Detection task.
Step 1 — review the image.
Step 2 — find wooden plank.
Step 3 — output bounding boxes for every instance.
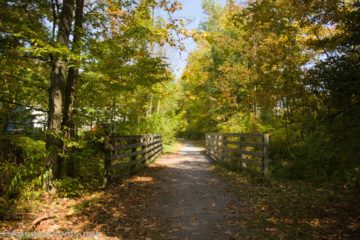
[145,143,161,149]
[112,135,161,141]
[144,143,162,153]
[263,134,269,176]
[147,150,161,163]
[212,151,222,161]
[144,139,161,146]
[106,134,163,180]
[111,149,145,160]
[113,134,161,138]
[206,132,269,176]
[113,148,161,170]
[111,139,161,153]
[240,150,263,158]
[143,143,160,151]
[239,133,264,138]
[207,133,264,138]
[139,150,159,165]
[112,136,143,141]
[145,143,161,153]
[222,140,240,145]
[112,142,145,151]
[239,142,263,147]
[146,147,161,157]
[241,157,261,165]
[223,148,241,153]
[240,161,262,170]
[149,147,161,157]
[146,146,161,159]
[111,161,132,170]
[223,150,238,158]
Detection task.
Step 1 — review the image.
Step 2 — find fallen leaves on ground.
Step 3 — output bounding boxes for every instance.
[214,165,360,239]
[0,166,167,240]
[1,150,359,240]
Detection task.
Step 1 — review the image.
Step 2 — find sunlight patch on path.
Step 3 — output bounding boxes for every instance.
[145,141,247,239]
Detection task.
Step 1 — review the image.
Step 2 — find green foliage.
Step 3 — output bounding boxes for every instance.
[1,0,184,186]
[54,177,84,198]
[133,112,179,144]
[180,0,360,188]
[0,0,358,199]
[68,143,105,188]
[0,136,46,198]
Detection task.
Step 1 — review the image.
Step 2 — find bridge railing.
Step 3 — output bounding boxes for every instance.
[205,133,269,176]
[103,134,162,183]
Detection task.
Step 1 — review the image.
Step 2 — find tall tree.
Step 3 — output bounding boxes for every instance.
[62,0,84,138]
[46,0,75,182]
[45,0,184,181]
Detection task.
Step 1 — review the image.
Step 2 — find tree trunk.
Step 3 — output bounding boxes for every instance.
[157,99,161,113]
[62,0,84,137]
[62,0,84,177]
[46,0,75,185]
[147,94,153,117]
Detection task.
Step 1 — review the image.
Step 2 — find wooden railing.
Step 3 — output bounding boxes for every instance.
[205,133,269,175]
[104,134,162,183]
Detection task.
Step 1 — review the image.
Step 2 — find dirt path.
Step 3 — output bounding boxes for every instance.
[143,141,247,239]
[1,141,248,240]
[3,141,356,239]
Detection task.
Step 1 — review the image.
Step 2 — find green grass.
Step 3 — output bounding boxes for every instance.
[162,140,182,153]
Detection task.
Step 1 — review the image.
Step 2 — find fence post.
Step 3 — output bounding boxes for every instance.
[205,134,208,155]
[263,134,269,176]
[141,136,147,164]
[103,129,112,187]
[129,137,138,175]
[160,135,163,154]
[223,135,229,163]
[240,135,246,169]
[218,135,222,162]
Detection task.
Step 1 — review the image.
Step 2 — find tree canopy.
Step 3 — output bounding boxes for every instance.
[0,0,359,216]
[180,0,360,185]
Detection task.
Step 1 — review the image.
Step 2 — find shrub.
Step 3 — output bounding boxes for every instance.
[68,144,105,188]
[54,177,84,198]
[0,135,46,198]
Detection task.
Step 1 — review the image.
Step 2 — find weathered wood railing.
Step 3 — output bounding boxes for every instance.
[104,134,162,183]
[205,133,269,175]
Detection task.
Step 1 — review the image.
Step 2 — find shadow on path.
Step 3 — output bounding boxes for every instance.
[68,141,248,239]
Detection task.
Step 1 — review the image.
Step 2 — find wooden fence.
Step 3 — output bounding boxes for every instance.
[104,134,162,183]
[205,133,269,175]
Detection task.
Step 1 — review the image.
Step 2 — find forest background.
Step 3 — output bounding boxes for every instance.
[0,0,359,219]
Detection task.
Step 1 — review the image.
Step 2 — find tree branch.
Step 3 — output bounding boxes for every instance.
[3,73,48,91]
[0,98,47,113]
[326,101,360,121]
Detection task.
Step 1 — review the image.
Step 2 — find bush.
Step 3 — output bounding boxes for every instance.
[270,127,360,189]
[54,177,84,198]
[0,135,46,198]
[68,144,105,188]
[120,112,180,144]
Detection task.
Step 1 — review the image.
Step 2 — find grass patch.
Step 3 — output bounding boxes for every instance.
[163,140,182,153]
[213,161,268,185]
[71,194,100,213]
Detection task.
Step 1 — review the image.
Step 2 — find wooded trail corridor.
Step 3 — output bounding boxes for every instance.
[15,141,249,239]
[1,140,358,239]
[84,141,247,239]
[1,0,359,238]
